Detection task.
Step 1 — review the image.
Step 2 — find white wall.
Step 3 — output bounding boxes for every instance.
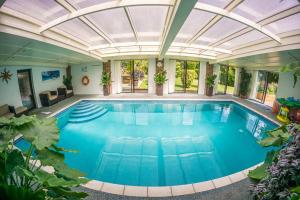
[148,59,156,94]
[198,61,206,95]
[277,72,300,99]
[213,64,220,94]
[163,59,169,94]
[72,63,103,95]
[167,59,176,94]
[111,61,121,94]
[0,66,66,108]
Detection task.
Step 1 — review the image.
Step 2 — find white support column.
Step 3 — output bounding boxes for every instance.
[163,59,169,94]
[111,60,121,94]
[198,61,206,95]
[213,64,220,95]
[148,58,156,94]
[249,70,259,99]
[168,59,176,94]
[233,67,241,96]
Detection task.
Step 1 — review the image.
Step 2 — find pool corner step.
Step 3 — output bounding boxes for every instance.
[68,108,108,123]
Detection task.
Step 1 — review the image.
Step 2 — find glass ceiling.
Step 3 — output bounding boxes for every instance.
[2,0,300,60]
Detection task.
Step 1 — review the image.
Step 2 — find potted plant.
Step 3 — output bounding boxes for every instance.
[63,75,72,90]
[154,70,168,96]
[100,72,112,96]
[239,68,252,98]
[205,74,217,96]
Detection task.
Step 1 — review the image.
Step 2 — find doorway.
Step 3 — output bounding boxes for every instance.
[175,60,199,93]
[17,69,36,110]
[254,71,279,107]
[217,65,235,95]
[121,60,148,93]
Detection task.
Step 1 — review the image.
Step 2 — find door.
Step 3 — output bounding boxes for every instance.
[217,65,235,95]
[175,60,199,93]
[254,71,278,106]
[17,69,36,110]
[121,60,148,93]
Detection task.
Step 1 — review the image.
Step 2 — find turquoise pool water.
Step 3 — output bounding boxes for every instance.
[16,100,277,186]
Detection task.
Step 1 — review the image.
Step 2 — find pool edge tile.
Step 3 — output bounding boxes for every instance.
[228,172,247,183]
[148,186,172,197]
[101,183,125,195]
[171,184,195,196]
[193,180,215,193]
[82,180,103,191]
[212,176,232,188]
[124,186,147,197]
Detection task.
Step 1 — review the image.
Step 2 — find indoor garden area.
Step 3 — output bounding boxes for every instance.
[0,0,300,200]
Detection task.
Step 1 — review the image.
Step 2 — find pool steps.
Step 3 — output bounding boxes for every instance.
[68,102,108,123]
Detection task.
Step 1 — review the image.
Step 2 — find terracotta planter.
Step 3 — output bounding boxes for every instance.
[156,84,163,96]
[103,85,111,96]
[205,86,213,96]
[256,92,263,100]
[239,94,248,99]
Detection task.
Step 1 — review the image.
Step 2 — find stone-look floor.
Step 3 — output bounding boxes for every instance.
[30,94,279,200]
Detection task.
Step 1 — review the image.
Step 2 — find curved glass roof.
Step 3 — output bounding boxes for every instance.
[1,0,299,61]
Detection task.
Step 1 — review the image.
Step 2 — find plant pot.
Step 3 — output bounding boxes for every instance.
[239,94,248,99]
[103,85,110,96]
[205,86,213,96]
[256,92,263,100]
[156,84,163,96]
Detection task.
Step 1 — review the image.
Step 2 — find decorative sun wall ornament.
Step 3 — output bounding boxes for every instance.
[0,68,13,84]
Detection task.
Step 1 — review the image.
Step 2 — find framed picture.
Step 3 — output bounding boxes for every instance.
[41,70,60,81]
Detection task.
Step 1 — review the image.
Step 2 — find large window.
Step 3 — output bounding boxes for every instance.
[121,60,148,93]
[217,65,235,95]
[175,60,200,93]
[254,71,278,107]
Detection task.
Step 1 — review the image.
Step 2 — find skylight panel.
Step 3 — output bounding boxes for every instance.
[198,0,232,8]
[56,18,102,44]
[198,17,246,45]
[176,10,216,42]
[141,46,159,52]
[3,0,68,22]
[220,30,266,49]
[233,0,299,22]
[128,6,168,34]
[264,13,300,34]
[67,0,114,9]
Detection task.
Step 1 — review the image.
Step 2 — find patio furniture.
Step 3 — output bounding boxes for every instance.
[9,106,28,117]
[0,104,15,118]
[57,87,73,98]
[39,91,59,107]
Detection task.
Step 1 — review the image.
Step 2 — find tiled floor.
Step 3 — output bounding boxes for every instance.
[31,94,279,199]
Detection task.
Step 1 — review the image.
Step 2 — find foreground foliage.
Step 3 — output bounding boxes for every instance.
[249,124,300,200]
[0,115,88,200]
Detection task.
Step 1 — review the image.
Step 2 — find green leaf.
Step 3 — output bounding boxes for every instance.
[258,136,283,147]
[47,186,88,199]
[248,151,276,181]
[0,183,45,200]
[5,149,25,175]
[290,186,300,194]
[21,118,59,150]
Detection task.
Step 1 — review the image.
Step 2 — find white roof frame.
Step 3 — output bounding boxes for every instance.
[39,0,173,33]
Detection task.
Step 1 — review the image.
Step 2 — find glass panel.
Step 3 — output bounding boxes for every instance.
[175,61,185,93]
[3,0,68,22]
[199,17,247,45]
[133,60,148,93]
[177,10,216,42]
[129,6,168,33]
[121,60,133,93]
[265,72,279,107]
[86,8,133,36]
[17,70,35,110]
[67,0,114,9]
[198,0,232,8]
[217,66,235,95]
[56,18,101,44]
[233,0,299,22]
[175,60,200,93]
[254,71,267,103]
[265,13,300,34]
[185,61,200,93]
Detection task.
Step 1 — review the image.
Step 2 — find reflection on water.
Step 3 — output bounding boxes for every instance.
[56,101,277,186]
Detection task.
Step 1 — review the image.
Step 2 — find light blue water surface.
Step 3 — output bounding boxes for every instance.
[17,101,277,186]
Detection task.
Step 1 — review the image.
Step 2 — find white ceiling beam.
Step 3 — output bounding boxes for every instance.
[40,0,173,33]
[210,5,300,48]
[124,7,138,41]
[193,2,281,43]
[172,43,232,54]
[159,0,198,58]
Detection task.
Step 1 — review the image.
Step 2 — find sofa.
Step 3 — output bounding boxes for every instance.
[57,87,73,99]
[0,104,15,118]
[9,106,28,117]
[39,91,59,107]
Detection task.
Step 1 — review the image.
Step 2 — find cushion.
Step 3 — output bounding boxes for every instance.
[15,106,28,114]
[66,90,73,94]
[49,95,57,101]
[3,112,14,118]
[0,104,10,116]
